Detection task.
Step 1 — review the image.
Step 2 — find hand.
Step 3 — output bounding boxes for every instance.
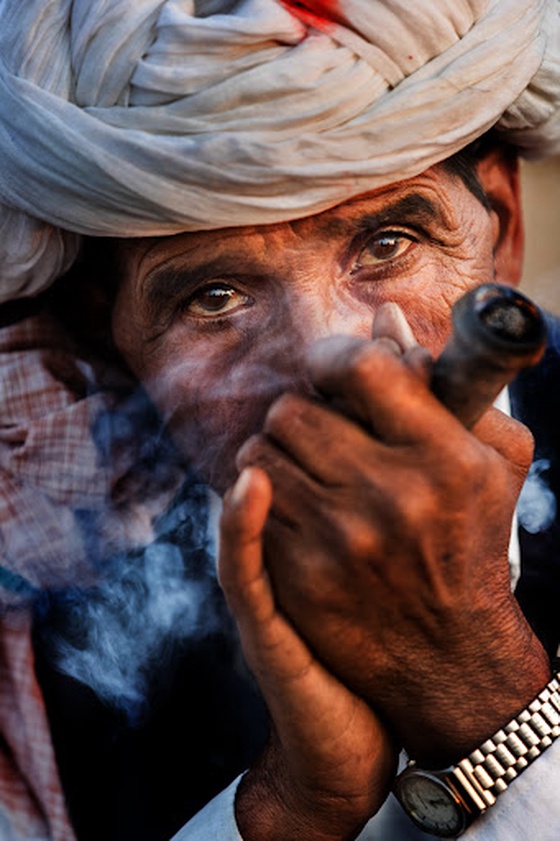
[219,467,397,841]
[236,308,550,767]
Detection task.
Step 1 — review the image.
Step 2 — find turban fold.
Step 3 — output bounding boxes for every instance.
[0,0,559,302]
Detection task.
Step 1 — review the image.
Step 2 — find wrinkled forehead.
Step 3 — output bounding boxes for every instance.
[115,164,462,285]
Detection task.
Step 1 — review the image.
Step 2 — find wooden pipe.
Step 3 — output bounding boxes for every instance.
[431,284,547,428]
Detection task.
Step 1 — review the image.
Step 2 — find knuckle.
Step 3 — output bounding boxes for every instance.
[400,485,437,531]
[235,434,274,472]
[437,428,487,482]
[264,392,304,435]
[347,343,379,383]
[455,439,487,479]
[334,510,381,562]
[235,433,268,469]
[346,340,404,391]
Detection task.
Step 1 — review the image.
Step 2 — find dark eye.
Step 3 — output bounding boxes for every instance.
[184,283,253,317]
[355,230,417,268]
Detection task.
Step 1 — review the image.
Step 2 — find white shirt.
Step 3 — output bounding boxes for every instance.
[171,741,560,840]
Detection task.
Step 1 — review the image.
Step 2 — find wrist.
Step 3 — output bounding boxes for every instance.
[394,668,560,838]
[235,736,376,841]
[385,603,551,766]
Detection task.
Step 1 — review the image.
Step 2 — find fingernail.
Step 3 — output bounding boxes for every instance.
[231,467,252,506]
[372,302,417,350]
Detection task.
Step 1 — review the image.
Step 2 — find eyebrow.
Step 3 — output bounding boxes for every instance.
[353,192,443,232]
[310,190,447,243]
[141,259,227,318]
[140,190,446,313]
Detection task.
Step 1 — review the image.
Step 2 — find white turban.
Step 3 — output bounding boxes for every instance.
[0,0,559,302]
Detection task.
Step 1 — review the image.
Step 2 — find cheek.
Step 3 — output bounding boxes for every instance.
[140,333,308,493]
[379,243,496,356]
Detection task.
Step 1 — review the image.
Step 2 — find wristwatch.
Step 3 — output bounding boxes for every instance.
[394,670,560,838]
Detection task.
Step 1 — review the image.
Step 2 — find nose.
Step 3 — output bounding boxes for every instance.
[288,288,373,350]
[265,287,372,400]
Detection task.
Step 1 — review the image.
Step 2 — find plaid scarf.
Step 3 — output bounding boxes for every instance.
[0,303,188,839]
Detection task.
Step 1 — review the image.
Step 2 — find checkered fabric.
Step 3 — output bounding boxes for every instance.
[0,612,75,841]
[0,306,185,838]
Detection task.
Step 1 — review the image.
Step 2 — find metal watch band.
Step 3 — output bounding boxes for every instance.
[447,670,560,814]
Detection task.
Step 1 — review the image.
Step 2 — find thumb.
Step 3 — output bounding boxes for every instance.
[473,407,534,492]
[218,466,274,621]
[219,466,319,699]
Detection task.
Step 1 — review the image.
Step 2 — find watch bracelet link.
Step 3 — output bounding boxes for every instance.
[447,670,560,813]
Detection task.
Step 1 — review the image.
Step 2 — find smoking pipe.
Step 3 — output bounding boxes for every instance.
[431,283,547,428]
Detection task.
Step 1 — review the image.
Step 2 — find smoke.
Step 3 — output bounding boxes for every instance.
[14,316,283,725]
[21,300,559,728]
[35,475,226,726]
[517,458,557,534]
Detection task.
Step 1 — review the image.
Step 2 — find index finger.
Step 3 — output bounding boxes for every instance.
[307,334,450,445]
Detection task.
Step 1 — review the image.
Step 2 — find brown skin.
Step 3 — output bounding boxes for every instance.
[112,148,550,840]
[112,152,514,493]
[219,467,397,840]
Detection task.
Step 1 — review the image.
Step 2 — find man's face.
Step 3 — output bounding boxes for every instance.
[112,160,518,493]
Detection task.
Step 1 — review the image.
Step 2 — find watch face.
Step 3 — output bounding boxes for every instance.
[395,771,466,838]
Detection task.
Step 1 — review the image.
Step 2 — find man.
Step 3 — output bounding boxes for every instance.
[0,1,559,840]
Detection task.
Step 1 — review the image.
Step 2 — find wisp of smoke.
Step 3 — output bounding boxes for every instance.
[36,476,224,726]
[517,459,557,534]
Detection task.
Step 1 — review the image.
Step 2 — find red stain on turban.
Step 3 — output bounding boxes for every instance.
[281,0,341,31]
